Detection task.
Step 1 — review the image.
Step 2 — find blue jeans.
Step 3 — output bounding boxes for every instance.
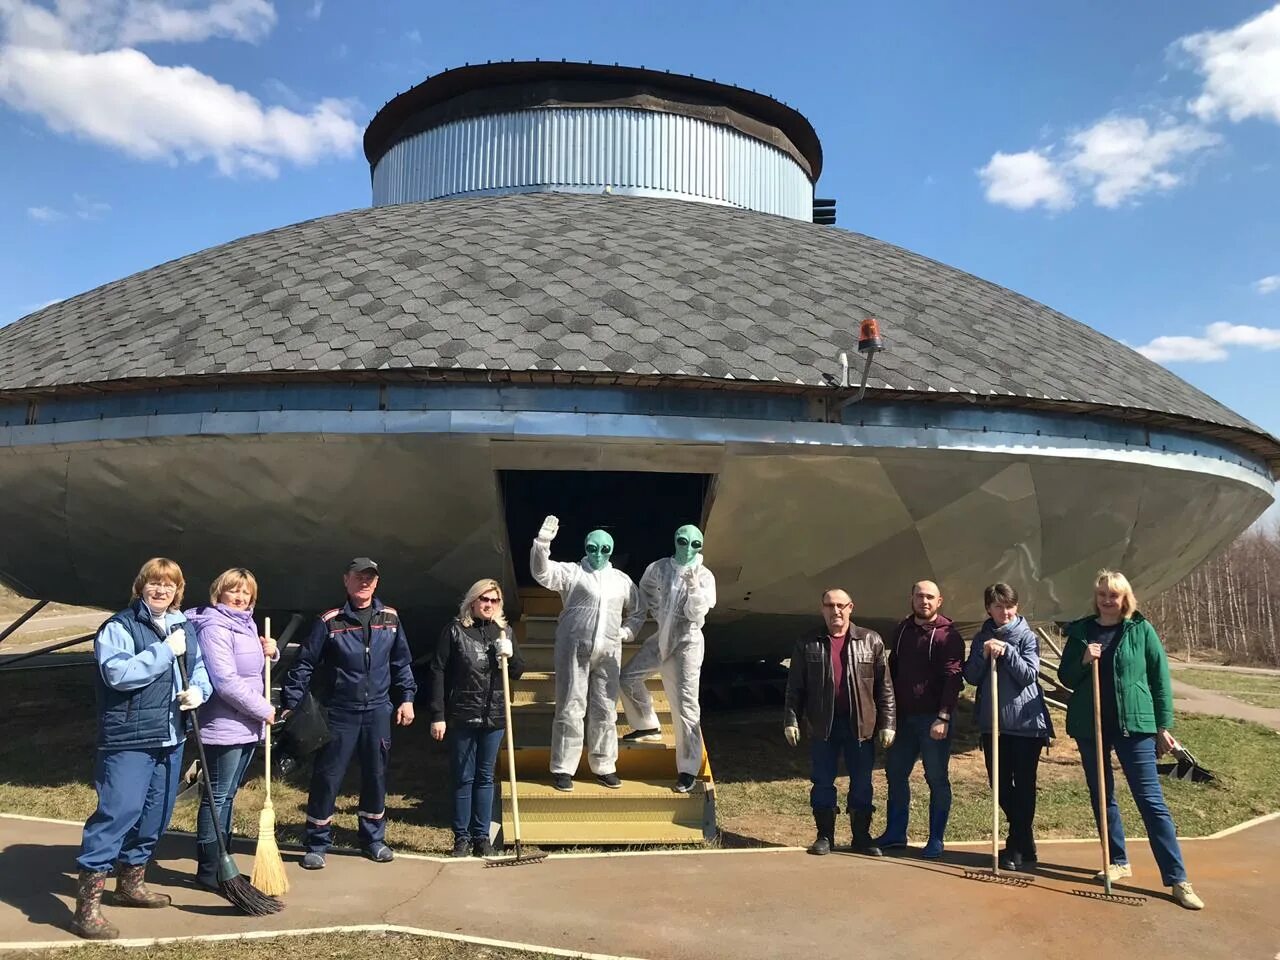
[450,726,505,840]
[1075,733,1187,885]
[883,714,953,842]
[195,742,256,886]
[809,713,875,812]
[78,745,183,872]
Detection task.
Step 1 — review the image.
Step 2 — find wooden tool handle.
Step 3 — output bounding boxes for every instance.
[499,631,522,848]
[991,654,999,874]
[1091,658,1111,894]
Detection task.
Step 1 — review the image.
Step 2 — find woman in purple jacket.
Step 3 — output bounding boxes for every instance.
[185,568,277,890]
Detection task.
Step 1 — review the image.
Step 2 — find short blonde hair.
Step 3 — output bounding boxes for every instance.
[459,578,507,629]
[1092,569,1138,619]
[131,557,185,610]
[209,567,259,608]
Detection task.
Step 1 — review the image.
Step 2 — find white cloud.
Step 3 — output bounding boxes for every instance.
[404,28,421,44]
[118,0,275,46]
[27,204,65,221]
[1135,321,1280,364]
[306,0,322,19]
[982,115,1220,212]
[73,193,110,219]
[1205,321,1280,349]
[1182,4,1280,125]
[0,1,360,176]
[978,149,1074,211]
[1255,274,1280,294]
[1066,117,1219,208]
[1135,335,1228,363]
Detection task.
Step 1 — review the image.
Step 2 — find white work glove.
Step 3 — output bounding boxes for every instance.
[681,565,698,588]
[537,515,559,541]
[163,629,186,657]
[177,687,204,711]
[784,725,800,747]
[879,728,896,749]
[494,635,513,659]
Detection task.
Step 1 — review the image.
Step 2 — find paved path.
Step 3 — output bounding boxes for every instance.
[1171,679,1280,732]
[1,814,1277,958]
[1168,661,1280,677]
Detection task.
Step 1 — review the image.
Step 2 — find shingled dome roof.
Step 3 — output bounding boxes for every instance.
[1,193,1275,468]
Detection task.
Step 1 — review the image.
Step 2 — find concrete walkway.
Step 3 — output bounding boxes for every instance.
[1170,679,1280,732]
[1,813,1277,959]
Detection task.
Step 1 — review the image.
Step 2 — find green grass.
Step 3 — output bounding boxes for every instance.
[2,668,1278,855]
[1174,668,1280,709]
[7,931,538,959]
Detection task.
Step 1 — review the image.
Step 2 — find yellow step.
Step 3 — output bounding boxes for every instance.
[500,776,713,845]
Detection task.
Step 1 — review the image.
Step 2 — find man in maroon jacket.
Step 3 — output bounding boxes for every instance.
[874,580,964,859]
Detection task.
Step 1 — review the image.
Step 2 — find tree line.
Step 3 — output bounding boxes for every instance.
[1146,523,1280,666]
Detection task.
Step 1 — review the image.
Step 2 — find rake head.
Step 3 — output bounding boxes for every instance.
[963,869,1033,887]
[1072,888,1146,907]
[485,852,547,868]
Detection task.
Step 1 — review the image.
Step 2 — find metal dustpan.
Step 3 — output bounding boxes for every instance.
[1157,740,1215,783]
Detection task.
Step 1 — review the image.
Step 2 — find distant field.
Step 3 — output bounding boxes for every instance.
[1175,668,1280,710]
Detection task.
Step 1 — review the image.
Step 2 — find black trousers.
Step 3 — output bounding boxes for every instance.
[980,733,1046,858]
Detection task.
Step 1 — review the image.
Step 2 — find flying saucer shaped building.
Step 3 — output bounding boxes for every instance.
[1,61,1275,649]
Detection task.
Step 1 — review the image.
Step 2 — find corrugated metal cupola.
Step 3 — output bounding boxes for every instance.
[364,60,823,221]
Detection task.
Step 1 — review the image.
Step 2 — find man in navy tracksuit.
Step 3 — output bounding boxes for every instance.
[281,558,416,869]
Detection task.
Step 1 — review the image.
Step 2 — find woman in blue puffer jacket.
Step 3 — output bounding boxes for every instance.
[963,582,1053,872]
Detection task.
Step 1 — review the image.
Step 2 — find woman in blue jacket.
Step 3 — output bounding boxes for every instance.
[73,557,211,940]
[963,582,1051,871]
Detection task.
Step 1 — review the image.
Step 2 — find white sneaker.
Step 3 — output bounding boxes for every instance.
[1171,881,1205,910]
[1094,862,1133,881]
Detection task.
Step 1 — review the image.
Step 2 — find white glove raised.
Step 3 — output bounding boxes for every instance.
[537,515,560,541]
[163,629,187,657]
[494,636,513,659]
[177,687,204,711]
[879,728,896,749]
[784,725,800,747]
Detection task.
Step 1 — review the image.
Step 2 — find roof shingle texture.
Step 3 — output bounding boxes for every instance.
[0,193,1265,439]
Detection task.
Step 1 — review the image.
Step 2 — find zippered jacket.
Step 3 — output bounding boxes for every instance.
[428,617,526,728]
[784,624,896,742]
[963,615,1053,738]
[1057,612,1172,740]
[281,597,417,712]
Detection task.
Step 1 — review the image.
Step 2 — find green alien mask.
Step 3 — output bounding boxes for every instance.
[584,529,615,571]
[673,524,704,566]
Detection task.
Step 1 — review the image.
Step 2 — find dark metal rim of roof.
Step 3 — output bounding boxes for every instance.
[363,60,824,180]
[4,369,1279,479]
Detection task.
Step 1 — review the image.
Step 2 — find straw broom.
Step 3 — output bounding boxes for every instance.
[250,616,289,896]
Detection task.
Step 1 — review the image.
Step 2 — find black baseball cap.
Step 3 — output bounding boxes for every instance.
[346,557,379,574]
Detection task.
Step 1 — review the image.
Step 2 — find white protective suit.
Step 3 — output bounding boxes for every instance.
[619,555,717,776]
[531,537,646,776]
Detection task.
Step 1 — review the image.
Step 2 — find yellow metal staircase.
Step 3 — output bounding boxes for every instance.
[499,587,716,846]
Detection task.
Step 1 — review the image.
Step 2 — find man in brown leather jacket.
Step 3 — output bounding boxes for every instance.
[784,588,897,856]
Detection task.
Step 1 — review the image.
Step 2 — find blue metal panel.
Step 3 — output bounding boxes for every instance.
[371,107,814,220]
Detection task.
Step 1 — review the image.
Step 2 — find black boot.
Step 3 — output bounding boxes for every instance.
[1017,826,1038,866]
[807,808,836,856]
[850,808,883,857]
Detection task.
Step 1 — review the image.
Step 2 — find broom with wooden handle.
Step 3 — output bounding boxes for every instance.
[250,616,289,896]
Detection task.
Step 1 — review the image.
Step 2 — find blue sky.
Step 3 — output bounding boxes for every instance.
[2,0,1278,459]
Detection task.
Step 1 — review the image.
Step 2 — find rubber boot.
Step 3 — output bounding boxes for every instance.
[873,799,908,849]
[71,870,119,940]
[194,842,220,891]
[807,808,836,856]
[850,808,883,857]
[921,802,949,860]
[114,862,171,908]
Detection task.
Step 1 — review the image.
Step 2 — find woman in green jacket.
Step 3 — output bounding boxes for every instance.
[1058,570,1203,911]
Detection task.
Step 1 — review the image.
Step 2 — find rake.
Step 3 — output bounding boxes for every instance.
[964,654,1032,888]
[1071,659,1144,907]
[486,634,545,868]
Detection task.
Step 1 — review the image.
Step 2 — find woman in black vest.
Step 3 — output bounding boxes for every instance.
[72,557,211,940]
[428,578,524,857]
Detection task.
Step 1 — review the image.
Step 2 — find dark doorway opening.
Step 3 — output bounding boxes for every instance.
[500,470,711,585]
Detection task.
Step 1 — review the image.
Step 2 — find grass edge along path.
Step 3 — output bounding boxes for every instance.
[1173,667,1280,710]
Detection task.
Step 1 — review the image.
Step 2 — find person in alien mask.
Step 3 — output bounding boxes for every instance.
[531,515,646,792]
[619,524,717,793]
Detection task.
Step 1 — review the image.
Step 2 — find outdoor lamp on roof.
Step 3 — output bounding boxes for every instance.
[834,317,885,411]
